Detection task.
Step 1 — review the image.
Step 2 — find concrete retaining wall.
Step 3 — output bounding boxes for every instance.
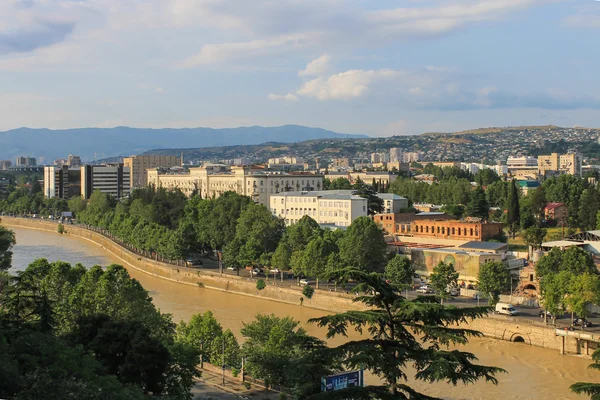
[1,217,363,313]
[3,217,592,357]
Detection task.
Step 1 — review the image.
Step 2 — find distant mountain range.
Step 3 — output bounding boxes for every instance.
[0,125,367,163]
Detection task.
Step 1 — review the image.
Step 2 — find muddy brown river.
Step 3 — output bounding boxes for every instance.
[8,226,595,399]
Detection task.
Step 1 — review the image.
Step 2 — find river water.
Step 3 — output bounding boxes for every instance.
[8,226,595,399]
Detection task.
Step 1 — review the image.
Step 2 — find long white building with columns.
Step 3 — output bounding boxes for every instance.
[147,165,323,207]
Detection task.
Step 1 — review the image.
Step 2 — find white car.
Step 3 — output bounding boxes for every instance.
[270,268,280,273]
[416,286,433,294]
[299,279,309,286]
[226,266,236,271]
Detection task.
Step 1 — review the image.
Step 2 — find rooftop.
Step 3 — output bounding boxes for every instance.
[457,241,508,251]
[544,202,565,210]
[272,190,365,201]
[376,193,407,200]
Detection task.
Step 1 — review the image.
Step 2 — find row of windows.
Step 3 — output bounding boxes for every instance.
[414,224,479,236]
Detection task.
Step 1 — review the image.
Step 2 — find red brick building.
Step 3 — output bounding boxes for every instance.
[410,218,504,242]
[373,212,453,235]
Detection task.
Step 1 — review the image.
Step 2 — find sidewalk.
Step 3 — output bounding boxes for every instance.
[193,368,282,399]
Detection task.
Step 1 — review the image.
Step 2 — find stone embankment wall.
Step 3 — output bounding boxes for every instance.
[1,217,362,313]
[3,217,592,356]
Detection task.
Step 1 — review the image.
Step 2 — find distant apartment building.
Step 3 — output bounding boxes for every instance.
[429,161,461,169]
[81,164,130,199]
[268,156,304,165]
[148,165,323,207]
[330,158,351,168]
[507,156,538,167]
[269,190,367,227]
[123,155,182,189]
[16,157,36,167]
[44,166,82,199]
[538,152,582,177]
[325,171,398,186]
[0,160,12,170]
[402,152,421,163]
[389,148,403,163]
[67,154,82,167]
[370,152,389,164]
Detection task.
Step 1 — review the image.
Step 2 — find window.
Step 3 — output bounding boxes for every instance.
[281,198,284,204]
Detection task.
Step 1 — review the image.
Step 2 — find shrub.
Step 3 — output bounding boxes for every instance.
[256,279,266,291]
[302,285,315,299]
[57,223,65,234]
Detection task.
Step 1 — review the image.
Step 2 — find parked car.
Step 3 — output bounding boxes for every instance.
[226,266,236,271]
[270,268,281,273]
[185,257,202,267]
[574,318,593,328]
[252,268,262,275]
[416,286,434,294]
[539,310,554,319]
[299,279,310,286]
[449,287,460,296]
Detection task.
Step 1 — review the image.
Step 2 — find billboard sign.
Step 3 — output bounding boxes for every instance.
[321,370,363,392]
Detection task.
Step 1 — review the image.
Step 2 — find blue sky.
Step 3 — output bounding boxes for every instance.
[0,0,599,136]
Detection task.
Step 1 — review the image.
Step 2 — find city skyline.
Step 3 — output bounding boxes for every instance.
[1,0,600,136]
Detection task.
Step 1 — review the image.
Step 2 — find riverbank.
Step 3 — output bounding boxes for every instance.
[3,216,595,357]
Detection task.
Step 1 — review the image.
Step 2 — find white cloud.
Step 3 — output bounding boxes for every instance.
[298,54,331,77]
[409,87,423,95]
[297,69,402,100]
[155,87,166,94]
[179,34,313,68]
[268,93,299,102]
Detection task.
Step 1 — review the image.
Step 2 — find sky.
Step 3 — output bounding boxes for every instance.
[1,0,600,136]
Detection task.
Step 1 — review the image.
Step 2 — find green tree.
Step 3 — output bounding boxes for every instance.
[535,247,598,279]
[241,314,333,396]
[441,203,465,219]
[466,186,489,221]
[256,279,266,290]
[0,226,15,271]
[384,255,415,290]
[309,269,504,399]
[507,179,520,238]
[338,217,387,273]
[302,285,315,299]
[571,348,600,399]
[528,186,547,218]
[429,261,459,304]
[522,225,547,253]
[295,235,336,288]
[477,261,511,305]
[223,203,284,273]
[565,272,600,326]
[579,187,600,231]
[67,196,87,214]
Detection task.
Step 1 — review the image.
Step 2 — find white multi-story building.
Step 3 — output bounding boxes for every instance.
[377,193,409,214]
[270,190,368,227]
[148,165,323,207]
[507,156,537,167]
[402,152,422,163]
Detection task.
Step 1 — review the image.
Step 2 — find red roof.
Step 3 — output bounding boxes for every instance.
[544,202,565,210]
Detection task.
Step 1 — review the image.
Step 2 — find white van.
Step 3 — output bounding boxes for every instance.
[495,302,517,316]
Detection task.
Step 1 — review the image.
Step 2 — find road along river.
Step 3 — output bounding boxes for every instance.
[8,225,596,399]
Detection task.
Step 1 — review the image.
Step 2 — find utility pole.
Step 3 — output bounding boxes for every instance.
[222,335,225,385]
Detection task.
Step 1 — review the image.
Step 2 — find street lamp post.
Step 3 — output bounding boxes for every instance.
[222,335,226,385]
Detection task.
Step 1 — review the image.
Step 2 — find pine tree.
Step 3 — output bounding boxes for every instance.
[308,269,504,399]
[507,179,520,238]
[466,186,489,221]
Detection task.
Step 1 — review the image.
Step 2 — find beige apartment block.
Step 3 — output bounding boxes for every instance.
[124,155,181,189]
[538,152,581,176]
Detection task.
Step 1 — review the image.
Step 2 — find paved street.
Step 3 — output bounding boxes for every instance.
[193,369,281,400]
